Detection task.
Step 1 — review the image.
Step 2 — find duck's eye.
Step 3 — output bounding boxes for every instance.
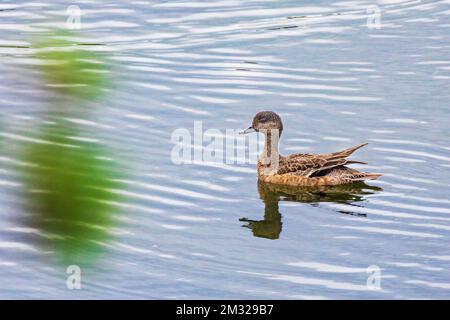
[259,117,268,123]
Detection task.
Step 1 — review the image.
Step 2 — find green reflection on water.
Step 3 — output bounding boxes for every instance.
[22,123,124,265]
[18,28,123,266]
[240,181,382,240]
[34,29,110,101]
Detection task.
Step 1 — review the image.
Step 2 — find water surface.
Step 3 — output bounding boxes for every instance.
[1,0,450,299]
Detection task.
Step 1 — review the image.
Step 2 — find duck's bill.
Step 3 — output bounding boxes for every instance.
[239,127,256,134]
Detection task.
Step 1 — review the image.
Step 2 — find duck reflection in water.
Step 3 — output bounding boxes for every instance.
[240,180,382,240]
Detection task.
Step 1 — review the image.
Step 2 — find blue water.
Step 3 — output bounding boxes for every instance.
[0,0,450,299]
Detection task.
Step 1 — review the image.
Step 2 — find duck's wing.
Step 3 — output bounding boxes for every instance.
[278,143,369,177]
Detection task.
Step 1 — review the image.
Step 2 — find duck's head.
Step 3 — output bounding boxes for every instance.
[240,111,283,136]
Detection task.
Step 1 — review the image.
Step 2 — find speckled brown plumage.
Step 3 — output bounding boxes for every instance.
[258,161,381,186]
[242,111,382,187]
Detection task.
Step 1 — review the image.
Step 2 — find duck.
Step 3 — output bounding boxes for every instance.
[240,111,381,187]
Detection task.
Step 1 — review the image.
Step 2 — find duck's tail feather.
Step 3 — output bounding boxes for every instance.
[330,143,368,159]
[346,160,368,165]
[351,173,382,182]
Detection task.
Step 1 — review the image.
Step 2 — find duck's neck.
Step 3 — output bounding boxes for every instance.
[259,130,280,175]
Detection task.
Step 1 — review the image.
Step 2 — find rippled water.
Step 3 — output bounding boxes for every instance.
[1,0,450,299]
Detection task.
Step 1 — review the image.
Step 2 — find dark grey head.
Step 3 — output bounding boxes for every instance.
[240,111,283,136]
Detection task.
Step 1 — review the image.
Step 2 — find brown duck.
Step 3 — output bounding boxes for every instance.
[240,111,381,187]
